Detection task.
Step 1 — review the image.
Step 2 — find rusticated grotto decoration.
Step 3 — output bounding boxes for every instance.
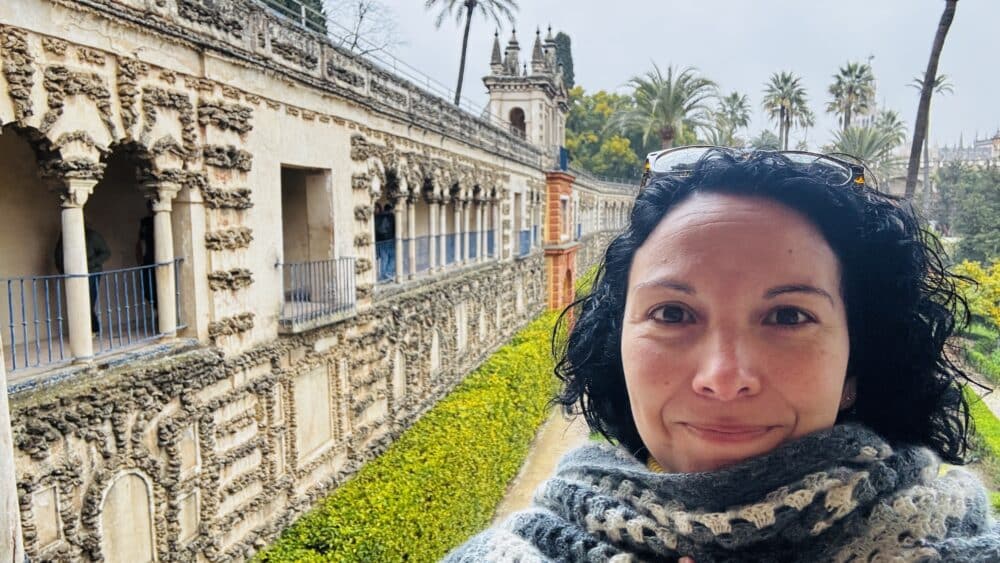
[141,86,198,157]
[202,145,253,171]
[1,26,34,123]
[208,312,255,339]
[40,66,116,137]
[197,100,253,134]
[207,268,254,291]
[202,188,252,209]
[205,227,253,251]
[117,58,148,133]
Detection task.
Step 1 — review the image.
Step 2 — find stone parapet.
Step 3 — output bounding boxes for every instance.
[54,0,543,168]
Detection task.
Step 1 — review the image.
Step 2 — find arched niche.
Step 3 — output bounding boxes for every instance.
[99,470,156,563]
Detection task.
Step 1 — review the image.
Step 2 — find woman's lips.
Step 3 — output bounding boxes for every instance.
[681,423,775,443]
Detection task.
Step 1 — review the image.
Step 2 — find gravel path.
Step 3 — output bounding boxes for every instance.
[493,410,590,523]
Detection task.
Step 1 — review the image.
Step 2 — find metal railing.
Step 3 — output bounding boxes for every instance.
[3,260,184,372]
[445,234,457,265]
[92,261,182,354]
[487,231,496,257]
[3,273,68,371]
[518,229,531,258]
[401,239,411,275]
[375,240,395,283]
[414,236,431,273]
[279,258,356,326]
[469,232,479,260]
[256,0,507,126]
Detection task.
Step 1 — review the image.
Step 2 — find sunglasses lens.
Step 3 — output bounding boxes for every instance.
[784,153,853,184]
[650,147,713,175]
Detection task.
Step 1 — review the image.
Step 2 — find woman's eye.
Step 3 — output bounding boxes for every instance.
[765,307,813,326]
[651,305,693,324]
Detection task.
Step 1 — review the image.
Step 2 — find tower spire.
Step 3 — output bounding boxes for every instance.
[490,30,503,74]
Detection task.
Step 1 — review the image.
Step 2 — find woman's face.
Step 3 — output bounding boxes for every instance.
[621,192,851,473]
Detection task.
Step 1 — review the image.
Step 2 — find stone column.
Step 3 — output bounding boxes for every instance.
[61,178,97,361]
[393,195,405,283]
[407,195,417,279]
[146,182,180,336]
[462,200,471,264]
[453,198,463,265]
[492,199,500,260]
[0,346,24,562]
[438,198,448,270]
[428,199,438,274]
[476,200,485,263]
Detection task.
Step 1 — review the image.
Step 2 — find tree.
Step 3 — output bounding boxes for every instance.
[874,109,907,147]
[425,0,518,105]
[909,74,953,210]
[707,91,751,147]
[933,163,1000,262]
[905,0,959,198]
[565,87,643,178]
[326,0,401,55]
[826,61,876,131]
[280,0,328,32]
[554,32,574,89]
[609,63,717,150]
[748,130,781,150]
[761,72,814,150]
[831,126,904,186]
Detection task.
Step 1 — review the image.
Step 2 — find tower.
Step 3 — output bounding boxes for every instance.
[483,27,568,152]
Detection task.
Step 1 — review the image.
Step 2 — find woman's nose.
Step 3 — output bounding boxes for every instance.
[691,334,761,400]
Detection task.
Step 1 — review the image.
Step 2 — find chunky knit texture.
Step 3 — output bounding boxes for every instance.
[444,424,1000,562]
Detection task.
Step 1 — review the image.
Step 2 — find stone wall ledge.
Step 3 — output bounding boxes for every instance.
[7,338,203,401]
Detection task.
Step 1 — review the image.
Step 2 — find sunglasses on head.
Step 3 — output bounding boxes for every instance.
[640,145,872,190]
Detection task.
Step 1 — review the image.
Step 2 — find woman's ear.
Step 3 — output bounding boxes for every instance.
[839,377,857,411]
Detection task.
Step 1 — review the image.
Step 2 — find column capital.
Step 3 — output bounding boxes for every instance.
[60,178,98,209]
[143,180,181,212]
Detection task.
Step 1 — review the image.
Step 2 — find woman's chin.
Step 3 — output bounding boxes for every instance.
[658,426,789,472]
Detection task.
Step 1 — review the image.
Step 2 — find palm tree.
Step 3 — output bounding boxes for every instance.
[707,91,751,146]
[832,126,904,186]
[425,0,518,106]
[905,0,958,197]
[908,74,953,208]
[748,130,781,150]
[609,64,717,150]
[826,62,876,131]
[761,72,813,150]
[874,109,907,147]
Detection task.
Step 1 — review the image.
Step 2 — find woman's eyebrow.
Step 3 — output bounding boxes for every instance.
[633,278,695,294]
[764,284,834,305]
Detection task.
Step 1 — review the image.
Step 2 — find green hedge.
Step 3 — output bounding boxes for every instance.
[256,312,561,562]
[964,386,1000,513]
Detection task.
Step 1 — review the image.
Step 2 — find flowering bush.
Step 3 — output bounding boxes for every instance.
[954,260,1000,332]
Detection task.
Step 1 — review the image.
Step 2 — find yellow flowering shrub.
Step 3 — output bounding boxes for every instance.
[954,260,1000,331]
[256,312,561,562]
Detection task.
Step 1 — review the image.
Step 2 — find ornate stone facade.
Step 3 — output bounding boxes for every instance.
[0,1,634,561]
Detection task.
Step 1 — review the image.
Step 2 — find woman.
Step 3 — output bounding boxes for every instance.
[445,149,999,562]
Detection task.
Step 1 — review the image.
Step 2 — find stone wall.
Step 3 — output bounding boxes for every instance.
[11,256,544,562]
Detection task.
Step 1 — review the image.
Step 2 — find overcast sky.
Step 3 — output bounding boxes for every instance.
[365,0,997,150]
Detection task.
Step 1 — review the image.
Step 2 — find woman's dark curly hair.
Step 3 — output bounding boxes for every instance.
[554,149,974,464]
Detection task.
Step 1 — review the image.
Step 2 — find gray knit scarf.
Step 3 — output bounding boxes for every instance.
[445,424,1000,562]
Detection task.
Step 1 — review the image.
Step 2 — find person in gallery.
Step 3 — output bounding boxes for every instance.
[445,148,1000,561]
